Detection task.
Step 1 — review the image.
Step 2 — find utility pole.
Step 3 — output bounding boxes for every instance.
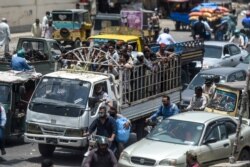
[229,66,250,163]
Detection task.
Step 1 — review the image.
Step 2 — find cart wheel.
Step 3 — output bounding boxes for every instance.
[175,22,180,31]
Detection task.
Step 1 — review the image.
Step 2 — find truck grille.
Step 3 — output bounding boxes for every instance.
[131,156,156,166]
[42,126,65,136]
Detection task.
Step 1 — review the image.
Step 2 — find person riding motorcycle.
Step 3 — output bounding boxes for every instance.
[82,137,118,167]
[229,29,244,48]
[185,86,208,111]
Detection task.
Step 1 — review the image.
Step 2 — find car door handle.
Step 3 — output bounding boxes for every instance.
[223,143,229,147]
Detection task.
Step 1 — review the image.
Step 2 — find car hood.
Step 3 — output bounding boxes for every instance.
[125,138,195,162]
[203,58,221,68]
[236,63,248,72]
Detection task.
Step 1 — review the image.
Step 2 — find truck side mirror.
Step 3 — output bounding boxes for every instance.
[88,97,99,108]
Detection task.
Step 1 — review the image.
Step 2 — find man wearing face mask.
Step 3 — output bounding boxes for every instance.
[42,20,56,39]
[145,94,179,123]
[82,137,118,167]
[88,106,116,144]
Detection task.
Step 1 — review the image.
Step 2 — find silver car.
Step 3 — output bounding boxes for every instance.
[201,41,248,70]
[119,112,250,167]
[181,67,247,109]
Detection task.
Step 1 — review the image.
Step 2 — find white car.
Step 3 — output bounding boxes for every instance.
[119,112,250,167]
[202,41,248,70]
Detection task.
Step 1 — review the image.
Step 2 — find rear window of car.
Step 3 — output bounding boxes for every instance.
[204,45,222,59]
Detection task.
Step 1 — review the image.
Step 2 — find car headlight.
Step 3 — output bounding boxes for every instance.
[120,151,130,161]
[159,159,177,166]
[26,123,42,134]
[202,64,212,70]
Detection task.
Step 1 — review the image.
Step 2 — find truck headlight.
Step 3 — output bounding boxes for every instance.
[120,151,130,161]
[64,128,87,137]
[26,123,42,134]
[159,159,177,166]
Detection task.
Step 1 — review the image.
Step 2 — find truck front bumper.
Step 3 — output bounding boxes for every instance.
[24,133,88,147]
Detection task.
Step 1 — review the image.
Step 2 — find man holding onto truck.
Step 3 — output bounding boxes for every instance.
[145,95,180,123]
[11,49,33,71]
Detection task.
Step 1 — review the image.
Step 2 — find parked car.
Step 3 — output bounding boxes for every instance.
[181,67,247,108]
[119,112,250,167]
[201,41,248,70]
[236,54,250,71]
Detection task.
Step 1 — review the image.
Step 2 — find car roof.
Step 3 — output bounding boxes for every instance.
[198,67,245,76]
[205,41,233,47]
[169,111,228,124]
[89,34,139,42]
[0,71,41,83]
[216,81,246,90]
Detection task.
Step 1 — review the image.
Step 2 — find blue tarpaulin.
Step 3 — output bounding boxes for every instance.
[191,3,218,12]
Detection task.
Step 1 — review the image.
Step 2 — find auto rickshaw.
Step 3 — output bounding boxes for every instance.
[52,9,92,48]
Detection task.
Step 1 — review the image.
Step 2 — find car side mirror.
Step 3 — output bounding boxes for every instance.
[203,137,217,145]
[182,83,189,90]
[223,54,230,59]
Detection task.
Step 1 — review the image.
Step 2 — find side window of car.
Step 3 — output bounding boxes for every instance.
[219,124,227,140]
[227,73,236,82]
[206,125,220,141]
[225,121,237,136]
[223,46,230,55]
[229,45,241,55]
[235,71,246,81]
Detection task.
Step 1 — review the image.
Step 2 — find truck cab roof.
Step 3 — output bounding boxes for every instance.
[44,70,110,84]
[216,81,246,91]
[0,71,42,84]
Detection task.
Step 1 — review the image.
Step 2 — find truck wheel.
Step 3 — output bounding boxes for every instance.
[239,149,250,161]
[74,39,81,49]
[38,144,55,157]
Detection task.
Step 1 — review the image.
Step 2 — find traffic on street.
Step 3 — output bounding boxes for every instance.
[0,0,250,167]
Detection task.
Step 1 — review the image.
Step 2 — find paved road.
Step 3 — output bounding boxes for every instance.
[1,14,245,166]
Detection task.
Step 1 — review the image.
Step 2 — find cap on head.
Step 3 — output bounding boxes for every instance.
[97,137,109,146]
[234,29,240,35]
[17,49,25,58]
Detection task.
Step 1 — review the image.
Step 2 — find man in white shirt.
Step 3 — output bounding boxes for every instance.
[185,86,208,111]
[0,104,6,155]
[42,20,56,39]
[202,17,213,40]
[229,29,244,47]
[156,27,176,45]
[31,18,42,37]
[0,18,11,56]
[42,11,50,28]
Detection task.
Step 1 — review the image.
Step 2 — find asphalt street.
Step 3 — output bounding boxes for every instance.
[1,14,245,166]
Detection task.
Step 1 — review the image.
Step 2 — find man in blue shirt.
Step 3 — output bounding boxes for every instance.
[146,95,179,122]
[11,49,32,71]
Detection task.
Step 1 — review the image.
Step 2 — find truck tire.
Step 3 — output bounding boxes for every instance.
[60,28,70,38]
[38,144,55,157]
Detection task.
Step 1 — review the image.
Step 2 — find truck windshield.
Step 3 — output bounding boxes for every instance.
[30,77,91,117]
[32,77,90,106]
[208,89,237,112]
[147,119,204,146]
[0,85,10,103]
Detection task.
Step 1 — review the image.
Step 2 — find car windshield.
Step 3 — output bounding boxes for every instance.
[188,74,226,90]
[204,45,222,59]
[208,89,237,112]
[147,119,204,146]
[0,85,10,103]
[243,54,250,64]
[32,77,90,106]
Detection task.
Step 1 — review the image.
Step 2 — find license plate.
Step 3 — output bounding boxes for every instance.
[46,138,58,144]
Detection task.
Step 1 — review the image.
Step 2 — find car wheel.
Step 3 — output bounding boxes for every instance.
[38,144,56,157]
[239,148,250,161]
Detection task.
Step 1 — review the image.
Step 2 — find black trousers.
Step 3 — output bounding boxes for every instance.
[0,127,5,150]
